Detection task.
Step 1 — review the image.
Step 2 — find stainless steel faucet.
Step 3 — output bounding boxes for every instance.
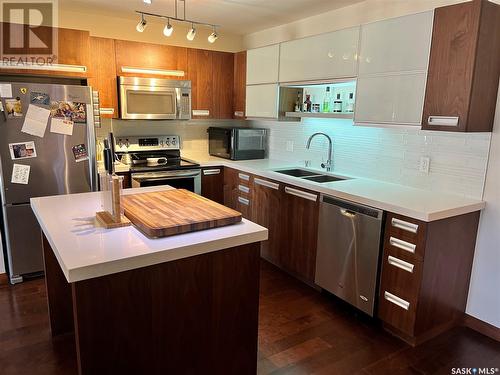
[306,132,333,172]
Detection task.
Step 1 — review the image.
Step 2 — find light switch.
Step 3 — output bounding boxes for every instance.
[286,140,294,152]
[419,156,430,174]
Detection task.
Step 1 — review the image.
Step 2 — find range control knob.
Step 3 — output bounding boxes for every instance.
[172,138,177,145]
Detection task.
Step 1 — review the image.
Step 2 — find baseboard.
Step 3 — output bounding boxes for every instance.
[463,314,500,342]
[0,273,8,286]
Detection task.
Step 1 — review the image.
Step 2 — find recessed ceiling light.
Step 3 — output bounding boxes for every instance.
[143,0,152,4]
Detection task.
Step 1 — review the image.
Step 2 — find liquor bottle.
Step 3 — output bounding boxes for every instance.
[333,93,343,113]
[322,87,332,113]
[294,91,301,112]
[303,94,312,112]
[345,92,355,112]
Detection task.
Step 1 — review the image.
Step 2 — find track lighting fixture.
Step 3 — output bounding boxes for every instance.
[163,19,173,37]
[134,0,220,45]
[136,13,147,32]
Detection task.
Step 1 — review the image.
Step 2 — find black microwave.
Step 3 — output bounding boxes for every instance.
[208,127,267,160]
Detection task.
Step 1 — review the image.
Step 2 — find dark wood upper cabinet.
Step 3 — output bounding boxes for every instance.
[212,51,234,119]
[233,51,247,119]
[422,0,500,132]
[87,37,118,118]
[188,48,214,118]
[114,40,188,78]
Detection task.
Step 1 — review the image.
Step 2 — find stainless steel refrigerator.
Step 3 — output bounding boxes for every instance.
[0,82,97,284]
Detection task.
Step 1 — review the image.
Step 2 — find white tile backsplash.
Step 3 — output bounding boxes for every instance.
[249,118,491,200]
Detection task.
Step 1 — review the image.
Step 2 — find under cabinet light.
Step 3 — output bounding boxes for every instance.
[0,62,87,73]
[121,66,185,77]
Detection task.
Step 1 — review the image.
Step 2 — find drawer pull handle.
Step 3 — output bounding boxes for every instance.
[389,237,416,253]
[238,197,250,206]
[238,185,250,193]
[427,116,459,127]
[254,178,279,190]
[238,173,250,181]
[388,255,414,273]
[391,218,418,234]
[284,187,318,202]
[203,169,221,176]
[384,291,410,310]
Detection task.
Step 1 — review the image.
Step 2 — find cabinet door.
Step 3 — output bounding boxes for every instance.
[246,45,280,84]
[251,177,282,265]
[212,51,234,119]
[188,49,213,118]
[88,37,118,118]
[245,84,279,118]
[233,51,247,118]
[358,11,433,75]
[115,40,188,78]
[223,167,239,210]
[279,27,359,82]
[0,26,90,77]
[201,167,224,204]
[354,73,427,125]
[282,185,320,282]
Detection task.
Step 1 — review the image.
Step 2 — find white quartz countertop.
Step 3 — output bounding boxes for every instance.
[182,153,486,222]
[30,186,268,283]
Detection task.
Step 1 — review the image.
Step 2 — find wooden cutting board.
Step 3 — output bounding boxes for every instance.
[122,189,242,238]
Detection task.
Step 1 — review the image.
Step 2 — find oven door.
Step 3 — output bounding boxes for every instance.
[131,169,201,194]
[120,85,177,120]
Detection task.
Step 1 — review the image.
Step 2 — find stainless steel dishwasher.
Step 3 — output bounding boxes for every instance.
[315,195,384,316]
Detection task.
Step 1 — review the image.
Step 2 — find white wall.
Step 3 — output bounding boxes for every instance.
[243,0,466,49]
[466,87,500,328]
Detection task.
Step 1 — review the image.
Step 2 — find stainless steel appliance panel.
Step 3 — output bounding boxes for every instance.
[3,204,43,277]
[131,169,201,194]
[315,196,383,316]
[0,83,94,204]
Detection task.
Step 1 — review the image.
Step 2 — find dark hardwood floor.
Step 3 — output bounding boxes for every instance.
[0,260,498,374]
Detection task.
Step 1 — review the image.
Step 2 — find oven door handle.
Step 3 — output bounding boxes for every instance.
[132,170,201,180]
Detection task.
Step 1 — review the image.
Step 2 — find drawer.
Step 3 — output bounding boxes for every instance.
[237,195,251,219]
[385,213,426,246]
[238,172,252,186]
[378,249,423,336]
[238,184,251,196]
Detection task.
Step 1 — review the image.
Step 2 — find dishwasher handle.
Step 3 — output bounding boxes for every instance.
[322,195,382,219]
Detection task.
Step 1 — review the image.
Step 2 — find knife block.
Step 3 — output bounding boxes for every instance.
[96,173,131,229]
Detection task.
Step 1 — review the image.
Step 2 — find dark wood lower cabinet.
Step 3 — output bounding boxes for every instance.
[201,167,224,203]
[42,235,261,375]
[378,211,481,345]
[116,171,131,189]
[280,185,320,283]
[251,176,283,265]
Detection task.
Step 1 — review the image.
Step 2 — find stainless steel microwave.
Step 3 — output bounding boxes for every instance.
[208,127,267,160]
[118,76,191,120]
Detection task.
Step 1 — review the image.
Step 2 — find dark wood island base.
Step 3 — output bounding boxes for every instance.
[42,235,261,375]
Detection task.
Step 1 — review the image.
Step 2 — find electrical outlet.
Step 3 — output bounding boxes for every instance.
[286,140,294,152]
[419,156,430,174]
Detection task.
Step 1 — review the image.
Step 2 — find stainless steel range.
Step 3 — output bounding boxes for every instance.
[114,135,201,194]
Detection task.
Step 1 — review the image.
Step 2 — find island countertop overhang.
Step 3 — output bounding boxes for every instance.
[30,186,268,283]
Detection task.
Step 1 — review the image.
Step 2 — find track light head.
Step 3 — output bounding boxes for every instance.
[136,14,147,32]
[208,27,218,43]
[163,19,173,37]
[186,24,196,41]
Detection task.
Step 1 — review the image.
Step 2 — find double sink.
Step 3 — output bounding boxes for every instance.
[274,168,349,183]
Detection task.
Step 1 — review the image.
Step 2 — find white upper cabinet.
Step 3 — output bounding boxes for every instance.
[279,27,359,83]
[355,73,427,125]
[246,44,280,85]
[358,11,434,75]
[246,84,279,119]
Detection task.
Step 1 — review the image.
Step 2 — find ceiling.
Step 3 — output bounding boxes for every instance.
[59,0,365,35]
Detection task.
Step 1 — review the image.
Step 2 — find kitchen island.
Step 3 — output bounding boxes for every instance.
[30,186,268,375]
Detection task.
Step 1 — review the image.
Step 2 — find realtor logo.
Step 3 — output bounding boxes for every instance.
[0,0,58,66]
